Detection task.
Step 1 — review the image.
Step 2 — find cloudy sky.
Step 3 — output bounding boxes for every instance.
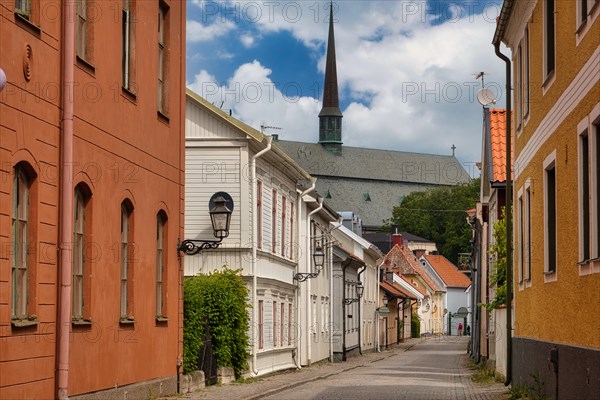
[186,0,507,176]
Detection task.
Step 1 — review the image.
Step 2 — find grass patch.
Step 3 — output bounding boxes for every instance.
[466,358,502,384]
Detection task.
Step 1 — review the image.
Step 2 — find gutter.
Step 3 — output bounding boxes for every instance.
[305,197,324,365]
[493,2,514,381]
[251,136,273,375]
[294,178,316,369]
[57,2,75,398]
[357,265,366,355]
[329,217,343,362]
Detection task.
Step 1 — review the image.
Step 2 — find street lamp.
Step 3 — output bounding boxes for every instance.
[178,195,233,256]
[382,293,389,306]
[294,243,325,282]
[343,281,364,305]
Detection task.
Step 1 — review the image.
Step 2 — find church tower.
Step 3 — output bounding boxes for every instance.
[318,1,343,153]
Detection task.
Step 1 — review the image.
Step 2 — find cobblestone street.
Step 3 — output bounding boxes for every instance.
[167,337,509,400]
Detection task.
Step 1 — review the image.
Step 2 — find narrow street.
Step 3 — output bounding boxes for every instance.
[178,337,509,400]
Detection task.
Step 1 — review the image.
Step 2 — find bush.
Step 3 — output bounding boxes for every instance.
[411,312,421,338]
[183,268,250,376]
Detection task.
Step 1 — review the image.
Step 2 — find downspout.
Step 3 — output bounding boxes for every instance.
[295,178,316,369]
[57,2,76,398]
[306,197,324,365]
[341,259,352,361]
[357,265,366,355]
[495,41,512,386]
[251,136,272,375]
[329,217,342,362]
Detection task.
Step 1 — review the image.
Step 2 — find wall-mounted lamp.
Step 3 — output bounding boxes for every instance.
[343,281,364,305]
[382,293,389,306]
[178,194,233,256]
[294,243,325,282]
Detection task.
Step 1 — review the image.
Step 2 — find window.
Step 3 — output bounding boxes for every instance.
[526,186,532,281]
[272,189,277,253]
[158,3,169,114]
[581,130,591,262]
[544,0,555,79]
[288,303,292,345]
[122,0,135,90]
[258,300,264,349]
[12,166,30,320]
[281,195,286,257]
[544,154,557,276]
[15,0,30,17]
[273,301,277,347]
[72,187,91,321]
[257,180,262,249]
[156,212,167,318]
[280,302,285,346]
[595,122,600,259]
[523,26,530,119]
[518,192,524,284]
[76,0,93,63]
[120,201,134,320]
[516,43,523,129]
[290,203,294,259]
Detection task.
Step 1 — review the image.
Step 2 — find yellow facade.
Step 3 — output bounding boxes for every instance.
[510,1,600,349]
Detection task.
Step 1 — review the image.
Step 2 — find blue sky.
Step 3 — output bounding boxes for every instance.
[186,0,506,173]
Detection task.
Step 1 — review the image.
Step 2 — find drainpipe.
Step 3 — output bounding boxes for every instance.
[329,217,342,362]
[57,1,76,399]
[294,178,316,369]
[495,41,512,386]
[306,197,324,365]
[357,265,366,355]
[251,136,272,375]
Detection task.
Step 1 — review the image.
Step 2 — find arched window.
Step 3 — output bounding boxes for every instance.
[156,211,167,319]
[73,184,92,321]
[12,166,31,319]
[120,200,134,321]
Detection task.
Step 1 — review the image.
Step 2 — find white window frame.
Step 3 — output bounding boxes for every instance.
[76,0,88,60]
[122,0,131,89]
[157,4,166,113]
[120,203,132,319]
[517,186,524,287]
[523,26,530,123]
[15,0,30,18]
[543,150,557,283]
[524,179,532,285]
[156,213,166,318]
[578,103,600,275]
[576,0,600,46]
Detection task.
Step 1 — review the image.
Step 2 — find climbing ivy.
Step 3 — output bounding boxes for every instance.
[485,207,507,310]
[183,268,250,376]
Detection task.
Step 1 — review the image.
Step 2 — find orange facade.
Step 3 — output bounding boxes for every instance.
[0,1,185,398]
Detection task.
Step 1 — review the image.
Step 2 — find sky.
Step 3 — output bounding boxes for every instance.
[186,0,507,176]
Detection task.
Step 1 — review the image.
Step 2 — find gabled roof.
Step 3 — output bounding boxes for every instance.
[423,255,471,288]
[380,281,415,300]
[383,244,444,292]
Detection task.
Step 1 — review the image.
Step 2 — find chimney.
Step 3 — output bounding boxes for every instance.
[386,269,394,284]
[392,233,403,248]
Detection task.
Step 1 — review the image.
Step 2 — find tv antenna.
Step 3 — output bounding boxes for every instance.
[260,124,282,134]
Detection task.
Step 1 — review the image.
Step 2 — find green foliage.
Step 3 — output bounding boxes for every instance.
[509,372,548,400]
[388,178,480,265]
[183,268,251,376]
[484,207,508,310]
[410,312,421,338]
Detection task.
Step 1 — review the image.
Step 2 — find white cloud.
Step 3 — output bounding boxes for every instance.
[187,1,506,169]
[187,19,236,43]
[240,33,256,48]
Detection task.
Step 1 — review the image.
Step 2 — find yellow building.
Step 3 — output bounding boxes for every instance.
[494,1,599,398]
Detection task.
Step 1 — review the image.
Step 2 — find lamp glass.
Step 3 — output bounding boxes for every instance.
[313,244,325,271]
[382,294,388,306]
[209,196,232,238]
[356,281,364,299]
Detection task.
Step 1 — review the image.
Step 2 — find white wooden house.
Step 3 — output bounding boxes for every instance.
[185,89,318,376]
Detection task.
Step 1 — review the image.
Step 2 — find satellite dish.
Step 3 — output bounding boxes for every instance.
[477,88,497,106]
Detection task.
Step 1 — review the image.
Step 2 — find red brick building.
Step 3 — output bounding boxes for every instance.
[0,1,185,398]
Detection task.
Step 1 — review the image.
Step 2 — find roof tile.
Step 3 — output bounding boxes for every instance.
[424,254,471,288]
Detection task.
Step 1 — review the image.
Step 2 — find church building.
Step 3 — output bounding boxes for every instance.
[275,2,471,232]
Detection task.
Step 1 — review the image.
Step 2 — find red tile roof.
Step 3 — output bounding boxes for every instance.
[489,109,513,183]
[383,244,444,292]
[424,255,471,288]
[380,281,415,299]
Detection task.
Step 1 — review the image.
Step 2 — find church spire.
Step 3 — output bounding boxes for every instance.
[318,0,343,153]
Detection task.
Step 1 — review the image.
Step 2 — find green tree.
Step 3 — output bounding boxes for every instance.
[183,268,250,376]
[485,207,507,310]
[388,178,479,265]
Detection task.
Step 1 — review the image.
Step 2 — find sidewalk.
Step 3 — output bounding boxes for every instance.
[162,337,509,400]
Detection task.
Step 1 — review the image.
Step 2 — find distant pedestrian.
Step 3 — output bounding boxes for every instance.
[466,325,471,336]
[458,322,463,336]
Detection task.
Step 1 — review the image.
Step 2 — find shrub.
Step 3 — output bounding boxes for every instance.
[411,312,421,338]
[183,268,250,376]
